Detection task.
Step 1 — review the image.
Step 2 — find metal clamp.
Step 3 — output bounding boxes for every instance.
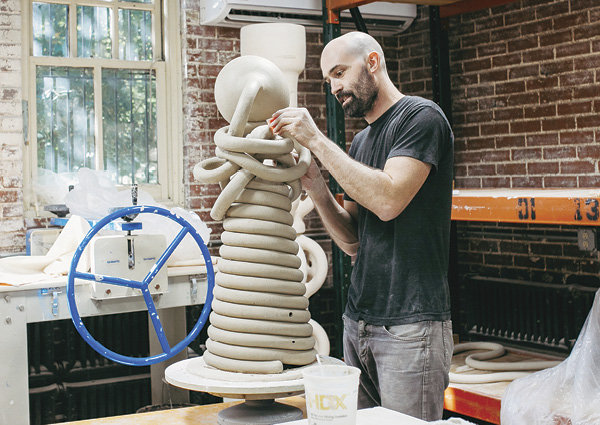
[190,277,198,300]
[39,288,62,317]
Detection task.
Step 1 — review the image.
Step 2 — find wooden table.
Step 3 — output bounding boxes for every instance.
[63,397,307,424]
[444,346,566,424]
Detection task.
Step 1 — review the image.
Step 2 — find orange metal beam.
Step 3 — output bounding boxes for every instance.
[327,0,377,11]
[326,0,373,24]
[444,386,501,424]
[451,189,600,226]
[439,0,518,18]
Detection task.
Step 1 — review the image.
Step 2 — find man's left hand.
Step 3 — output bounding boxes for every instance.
[268,107,323,151]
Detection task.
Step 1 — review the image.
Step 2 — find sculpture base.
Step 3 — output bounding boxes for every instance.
[218,399,303,425]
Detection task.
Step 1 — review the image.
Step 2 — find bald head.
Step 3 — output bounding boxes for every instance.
[320,32,400,121]
[322,32,387,72]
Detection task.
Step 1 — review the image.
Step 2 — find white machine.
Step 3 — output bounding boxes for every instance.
[90,234,168,299]
[200,0,417,35]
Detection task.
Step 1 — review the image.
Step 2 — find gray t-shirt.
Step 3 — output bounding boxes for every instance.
[343,96,454,325]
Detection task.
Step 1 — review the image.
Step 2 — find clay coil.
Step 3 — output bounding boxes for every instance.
[210,170,255,221]
[193,157,239,184]
[213,286,309,309]
[214,125,294,155]
[208,327,315,350]
[215,274,306,296]
[220,231,299,255]
[219,245,302,269]
[202,350,283,374]
[211,299,310,323]
[209,312,313,337]
[223,218,297,240]
[225,204,293,225]
[217,259,304,281]
[206,339,317,365]
[246,179,291,196]
[235,189,292,211]
[215,144,309,183]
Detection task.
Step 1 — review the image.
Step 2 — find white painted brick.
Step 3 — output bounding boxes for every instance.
[0,44,21,59]
[0,232,26,254]
[0,72,23,88]
[0,161,23,179]
[1,0,22,14]
[2,204,24,218]
[1,175,22,189]
[0,132,24,146]
[0,218,26,233]
[0,29,22,44]
[0,87,20,102]
[0,116,23,132]
[0,14,22,30]
[0,144,23,161]
[0,101,21,115]
[0,58,22,72]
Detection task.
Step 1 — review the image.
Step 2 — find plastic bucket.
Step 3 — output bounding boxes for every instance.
[302,364,361,424]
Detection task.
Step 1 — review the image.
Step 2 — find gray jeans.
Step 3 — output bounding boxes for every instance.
[342,315,453,421]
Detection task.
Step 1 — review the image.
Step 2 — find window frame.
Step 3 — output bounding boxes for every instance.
[22,0,183,217]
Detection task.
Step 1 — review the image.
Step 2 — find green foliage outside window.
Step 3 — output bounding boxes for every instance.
[33,2,69,57]
[33,0,158,187]
[102,69,158,185]
[77,6,112,59]
[36,67,95,174]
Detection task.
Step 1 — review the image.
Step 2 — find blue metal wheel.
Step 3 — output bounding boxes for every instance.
[67,205,214,366]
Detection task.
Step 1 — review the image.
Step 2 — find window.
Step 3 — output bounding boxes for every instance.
[23,0,182,213]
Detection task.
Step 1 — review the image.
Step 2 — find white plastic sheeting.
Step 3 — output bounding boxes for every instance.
[501,289,600,425]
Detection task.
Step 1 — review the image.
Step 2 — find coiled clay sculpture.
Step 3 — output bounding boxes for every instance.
[194,55,316,374]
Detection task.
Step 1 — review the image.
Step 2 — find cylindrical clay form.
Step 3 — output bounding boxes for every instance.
[194,54,316,374]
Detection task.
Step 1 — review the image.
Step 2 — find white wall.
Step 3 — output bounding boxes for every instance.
[0,0,25,254]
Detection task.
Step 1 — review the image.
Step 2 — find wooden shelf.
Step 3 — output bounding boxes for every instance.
[445,347,566,424]
[452,189,600,226]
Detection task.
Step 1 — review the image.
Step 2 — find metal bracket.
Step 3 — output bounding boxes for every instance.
[39,288,62,317]
[22,100,29,145]
[190,277,198,300]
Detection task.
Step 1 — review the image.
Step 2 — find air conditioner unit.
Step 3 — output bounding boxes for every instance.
[200,0,417,35]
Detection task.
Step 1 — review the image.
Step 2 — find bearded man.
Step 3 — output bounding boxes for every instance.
[269,31,454,421]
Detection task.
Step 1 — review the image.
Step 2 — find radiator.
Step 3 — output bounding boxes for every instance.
[28,311,152,423]
[462,275,597,353]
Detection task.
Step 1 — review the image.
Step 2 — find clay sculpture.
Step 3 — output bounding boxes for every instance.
[194,55,316,374]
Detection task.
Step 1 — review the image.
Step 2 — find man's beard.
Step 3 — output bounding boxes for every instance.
[337,67,379,118]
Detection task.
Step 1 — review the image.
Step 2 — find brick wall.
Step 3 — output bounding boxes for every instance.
[0,0,596,296]
[445,0,600,288]
[0,0,25,255]
[449,0,600,190]
[180,1,600,295]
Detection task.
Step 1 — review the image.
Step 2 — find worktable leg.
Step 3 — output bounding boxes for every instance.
[149,306,190,405]
[0,294,30,425]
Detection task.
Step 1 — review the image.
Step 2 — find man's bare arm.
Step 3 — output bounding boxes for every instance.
[270,108,432,222]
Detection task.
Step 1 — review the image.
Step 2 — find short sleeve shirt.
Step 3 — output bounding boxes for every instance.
[343,96,454,325]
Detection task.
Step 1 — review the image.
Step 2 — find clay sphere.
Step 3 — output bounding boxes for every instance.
[214,55,290,123]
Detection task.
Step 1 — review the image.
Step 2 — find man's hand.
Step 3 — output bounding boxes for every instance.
[301,157,327,194]
[268,107,324,151]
